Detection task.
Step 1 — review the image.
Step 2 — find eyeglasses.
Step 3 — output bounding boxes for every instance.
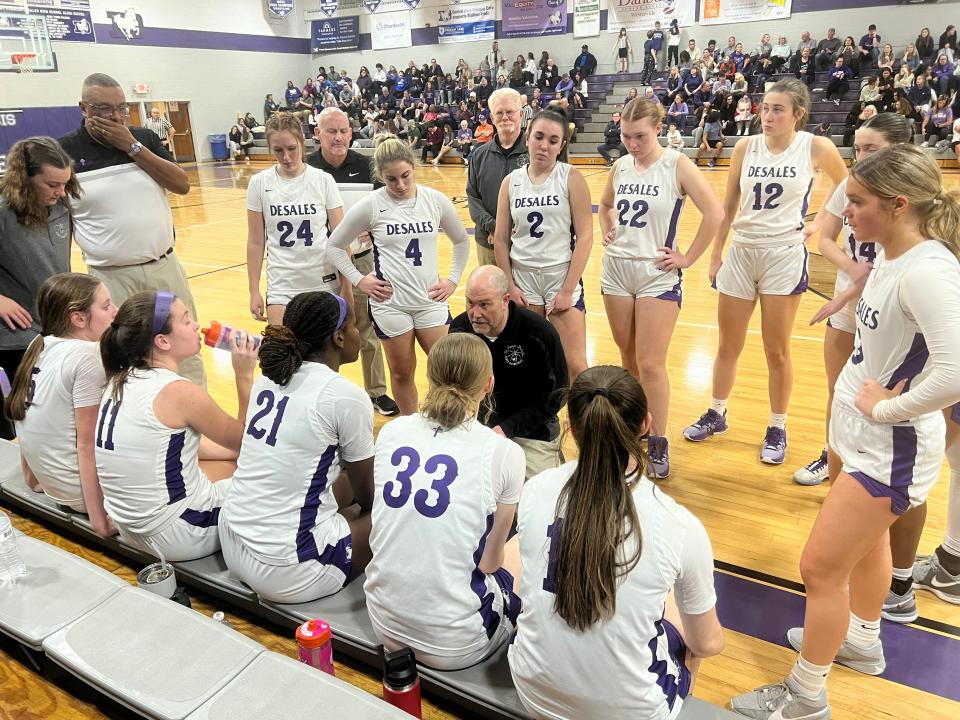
[492,109,520,119]
[84,102,129,117]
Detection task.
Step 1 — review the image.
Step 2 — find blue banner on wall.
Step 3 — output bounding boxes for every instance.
[311,16,360,53]
[27,2,96,43]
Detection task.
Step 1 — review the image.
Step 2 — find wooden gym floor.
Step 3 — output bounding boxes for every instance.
[2,160,958,719]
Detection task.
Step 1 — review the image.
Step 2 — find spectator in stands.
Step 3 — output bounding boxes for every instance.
[701,52,718,78]
[824,56,853,106]
[900,44,920,73]
[613,28,634,73]
[895,64,916,92]
[694,109,724,167]
[796,31,816,56]
[641,30,657,85]
[665,66,684,104]
[859,24,881,69]
[931,53,955,95]
[730,72,748,99]
[751,57,775,92]
[690,82,713,111]
[263,94,279,123]
[596,111,624,165]
[431,127,457,166]
[719,55,737,82]
[303,78,318,98]
[771,36,792,69]
[555,72,574,101]
[476,76,492,105]
[721,36,737,59]
[730,42,749,73]
[792,46,816,87]
[712,74,731,97]
[467,88,526,266]
[622,87,639,107]
[735,94,753,135]
[571,71,587,109]
[456,121,473,165]
[842,103,877,146]
[684,65,703,94]
[372,63,387,94]
[356,67,373,100]
[877,68,896,111]
[907,72,936,120]
[376,86,395,119]
[428,58,444,83]
[441,73,456,105]
[321,88,338,110]
[877,43,896,73]
[284,80,300,109]
[539,58,559,91]
[922,95,954,148]
[916,27,936,67]
[650,20,665,70]
[666,95,689,134]
[752,33,772,61]
[838,35,860,77]
[816,28,841,70]
[860,76,882,107]
[678,50,693,74]
[813,119,832,136]
[667,121,684,150]
[421,122,444,163]
[687,38,700,62]
[667,19,681,67]
[228,120,254,161]
[486,40,506,78]
[509,58,525,89]
[401,120,420,149]
[327,65,340,82]
[572,44,597,78]
[643,87,662,106]
[718,92,737,135]
[940,25,958,57]
[474,115,494,145]
[339,81,357,116]
[293,90,315,122]
[705,38,719,60]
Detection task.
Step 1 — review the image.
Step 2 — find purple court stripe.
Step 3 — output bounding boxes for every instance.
[886,333,929,392]
[713,570,960,701]
[164,431,187,505]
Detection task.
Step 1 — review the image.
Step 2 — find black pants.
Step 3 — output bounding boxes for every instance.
[421,142,442,161]
[597,141,626,164]
[825,79,849,101]
[668,46,679,67]
[0,347,27,440]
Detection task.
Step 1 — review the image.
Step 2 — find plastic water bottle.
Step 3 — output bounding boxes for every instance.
[0,511,26,583]
[212,611,234,629]
[296,618,335,676]
[201,321,261,351]
[382,647,422,718]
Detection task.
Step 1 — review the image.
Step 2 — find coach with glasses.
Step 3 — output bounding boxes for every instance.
[59,73,204,385]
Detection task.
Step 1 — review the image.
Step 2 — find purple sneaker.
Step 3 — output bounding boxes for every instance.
[682,409,728,442]
[647,436,670,479]
[760,426,787,464]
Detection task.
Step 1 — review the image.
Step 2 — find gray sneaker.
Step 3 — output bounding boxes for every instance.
[913,553,960,605]
[729,678,830,719]
[881,587,918,623]
[786,627,885,675]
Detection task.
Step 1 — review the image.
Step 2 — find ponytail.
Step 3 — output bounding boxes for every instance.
[553,366,648,631]
[101,292,173,403]
[5,335,44,422]
[421,333,492,428]
[259,291,346,386]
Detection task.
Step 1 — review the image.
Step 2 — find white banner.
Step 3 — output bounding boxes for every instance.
[573,0,599,38]
[437,2,495,44]
[371,9,411,49]
[699,0,791,25]
[607,0,695,32]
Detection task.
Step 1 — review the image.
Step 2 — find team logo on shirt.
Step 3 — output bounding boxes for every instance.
[504,344,524,366]
[53,221,69,239]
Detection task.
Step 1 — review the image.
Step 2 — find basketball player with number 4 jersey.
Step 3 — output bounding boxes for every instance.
[327,137,470,415]
[494,109,593,380]
[598,98,722,480]
[364,334,525,670]
[247,113,346,326]
[683,79,847,466]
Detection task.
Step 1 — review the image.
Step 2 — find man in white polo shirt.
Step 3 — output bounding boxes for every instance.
[59,73,204,385]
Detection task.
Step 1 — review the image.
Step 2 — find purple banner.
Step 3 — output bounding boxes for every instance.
[501,0,567,39]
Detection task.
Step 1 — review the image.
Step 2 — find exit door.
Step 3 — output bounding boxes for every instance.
[165,101,196,162]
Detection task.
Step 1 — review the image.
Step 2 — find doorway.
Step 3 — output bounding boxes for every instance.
[126,100,197,163]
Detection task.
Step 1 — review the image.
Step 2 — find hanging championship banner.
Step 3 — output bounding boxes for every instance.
[401,0,420,9]
[699,0,792,25]
[572,0,598,38]
[607,0,694,32]
[318,0,337,18]
[371,9,411,49]
[362,0,381,11]
[438,2,495,44]
[501,0,567,39]
[267,0,294,18]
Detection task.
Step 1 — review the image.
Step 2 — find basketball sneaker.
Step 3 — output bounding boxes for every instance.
[729,677,830,719]
[682,409,727,442]
[760,426,787,464]
[793,449,829,486]
[913,552,960,604]
[786,627,886,675]
[881,587,918,623]
[647,436,670,479]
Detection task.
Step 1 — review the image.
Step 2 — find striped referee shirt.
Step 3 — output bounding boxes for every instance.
[145,116,173,140]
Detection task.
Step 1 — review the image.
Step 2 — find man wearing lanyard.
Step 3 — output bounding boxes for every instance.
[306,108,399,416]
[58,73,204,386]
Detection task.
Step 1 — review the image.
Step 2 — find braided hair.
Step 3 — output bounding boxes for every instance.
[259,291,347,385]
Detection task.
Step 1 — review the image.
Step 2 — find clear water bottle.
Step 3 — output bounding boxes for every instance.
[0,511,27,583]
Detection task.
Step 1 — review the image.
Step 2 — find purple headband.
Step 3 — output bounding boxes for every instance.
[151,291,175,336]
[334,294,347,332]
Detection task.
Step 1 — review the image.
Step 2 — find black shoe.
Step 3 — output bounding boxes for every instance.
[372,394,400,416]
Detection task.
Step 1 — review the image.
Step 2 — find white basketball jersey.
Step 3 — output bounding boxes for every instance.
[247,165,344,300]
[365,415,524,659]
[605,150,686,261]
[96,369,217,535]
[507,162,575,268]
[366,186,449,309]
[825,178,878,294]
[834,241,960,420]
[509,463,716,720]
[15,338,105,508]
[732,131,815,247]
[221,363,374,565]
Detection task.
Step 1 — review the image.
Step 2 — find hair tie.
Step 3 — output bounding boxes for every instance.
[151,291,174,337]
[933,192,944,206]
[592,388,610,400]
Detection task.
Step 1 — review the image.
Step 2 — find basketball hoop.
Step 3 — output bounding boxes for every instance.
[11,53,37,74]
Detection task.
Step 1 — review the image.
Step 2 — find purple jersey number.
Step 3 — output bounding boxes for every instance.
[245,389,289,447]
[384,446,458,518]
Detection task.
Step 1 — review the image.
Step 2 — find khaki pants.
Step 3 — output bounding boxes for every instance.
[513,436,564,480]
[89,251,207,388]
[476,242,496,268]
[352,250,387,398]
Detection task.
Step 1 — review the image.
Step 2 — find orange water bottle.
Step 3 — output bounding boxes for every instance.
[296,619,335,676]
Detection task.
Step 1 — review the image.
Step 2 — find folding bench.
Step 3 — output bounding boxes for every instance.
[0,535,127,651]
[185,650,411,720]
[0,464,76,531]
[42,586,263,720]
[172,552,260,612]
[69,512,156,565]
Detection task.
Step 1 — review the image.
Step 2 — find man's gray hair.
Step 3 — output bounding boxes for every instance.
[82,73,121,92]
[468,265,509,296]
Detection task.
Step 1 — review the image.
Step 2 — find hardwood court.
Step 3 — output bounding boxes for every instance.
[2,160,959,719]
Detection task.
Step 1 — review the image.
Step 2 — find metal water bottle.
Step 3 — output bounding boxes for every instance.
[382,647,422,718]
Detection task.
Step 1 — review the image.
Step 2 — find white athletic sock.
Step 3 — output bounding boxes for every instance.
[845,611,881,650]
[770,412,788,430]
[891,566,912,581]
[943,441,960,556]
[788,655,831,698]
[710,398,727,414]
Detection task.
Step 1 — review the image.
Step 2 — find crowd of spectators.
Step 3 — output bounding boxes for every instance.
[240,22,960,163]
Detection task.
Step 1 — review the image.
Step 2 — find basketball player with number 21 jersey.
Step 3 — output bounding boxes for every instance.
[683,79,847,467]
[247,113,347,326]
